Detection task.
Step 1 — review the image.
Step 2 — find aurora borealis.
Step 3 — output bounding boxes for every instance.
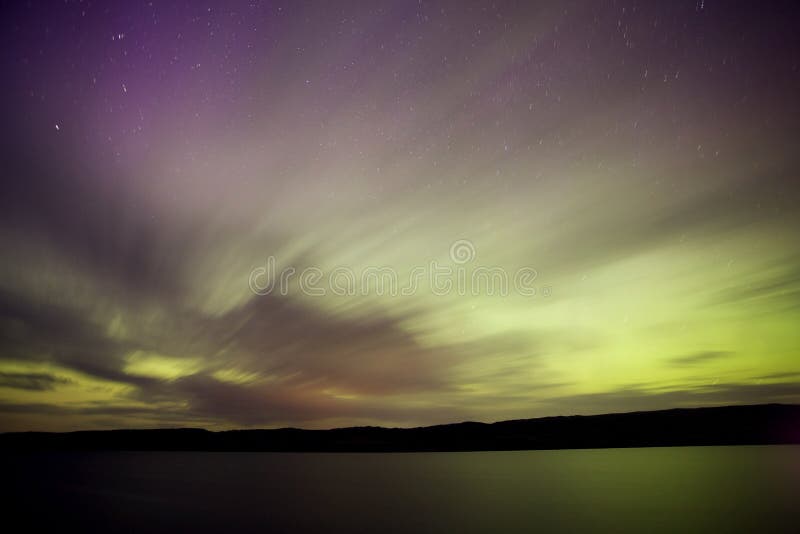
[1,0,799,432]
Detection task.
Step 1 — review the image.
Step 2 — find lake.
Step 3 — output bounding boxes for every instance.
[3,445,798,533]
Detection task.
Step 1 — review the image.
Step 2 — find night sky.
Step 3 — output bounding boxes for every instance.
[1,0,799,431]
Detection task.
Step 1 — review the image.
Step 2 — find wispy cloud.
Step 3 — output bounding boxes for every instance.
[667,351,734,366]
[0,372,71,391]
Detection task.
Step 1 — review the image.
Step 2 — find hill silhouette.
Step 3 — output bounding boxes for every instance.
[2,404,798,452]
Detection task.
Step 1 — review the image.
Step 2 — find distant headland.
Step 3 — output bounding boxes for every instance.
[2,404,798,453]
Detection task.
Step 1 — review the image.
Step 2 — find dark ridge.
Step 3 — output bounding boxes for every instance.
[2,404,798,452]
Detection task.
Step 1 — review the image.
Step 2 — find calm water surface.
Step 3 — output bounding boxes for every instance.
[3,445,799,533]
